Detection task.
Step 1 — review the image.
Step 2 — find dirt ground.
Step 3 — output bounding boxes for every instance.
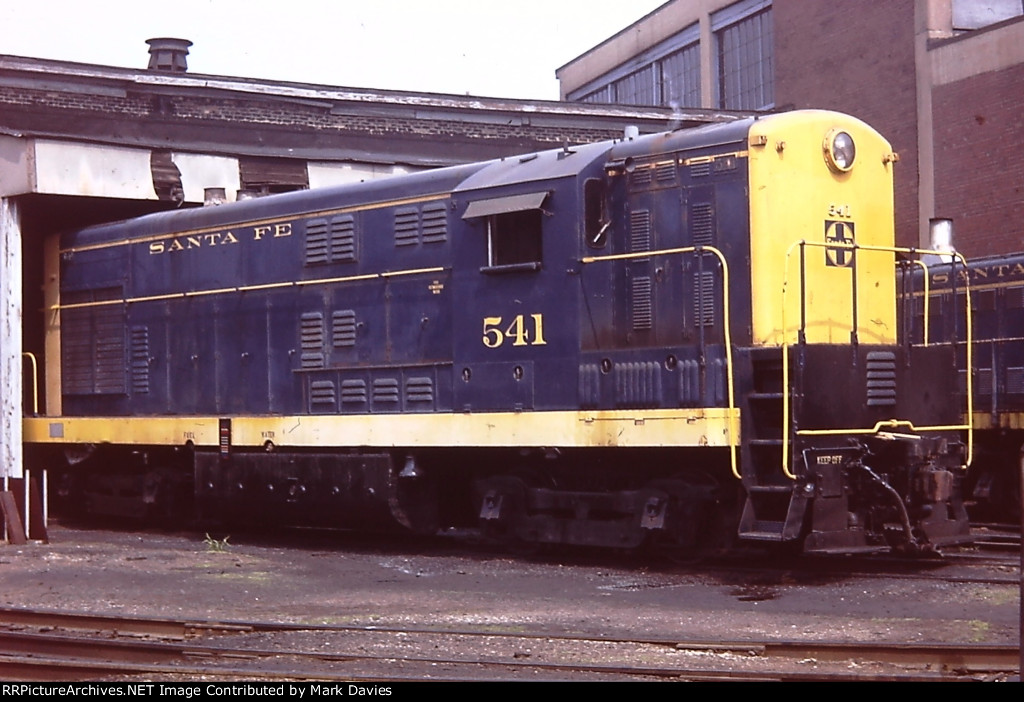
[1,521,1019,651]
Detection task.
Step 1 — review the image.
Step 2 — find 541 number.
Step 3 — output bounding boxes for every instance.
[482,314,547,348]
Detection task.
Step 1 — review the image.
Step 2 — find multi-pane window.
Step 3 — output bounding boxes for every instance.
[614,65,657,105]
[660,43,701,108]
[716,6,773,110]
[573,25,701,108]
[568,1,775,112]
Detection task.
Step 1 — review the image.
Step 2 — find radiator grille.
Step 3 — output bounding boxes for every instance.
[61,288,126,395]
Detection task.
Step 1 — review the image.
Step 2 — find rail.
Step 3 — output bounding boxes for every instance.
[906,259,931,346]
[581,245,739,479]
[780,242,973,480]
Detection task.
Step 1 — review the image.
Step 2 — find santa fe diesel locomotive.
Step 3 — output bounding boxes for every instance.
[24,109,974,555]
[901,252,1024,521]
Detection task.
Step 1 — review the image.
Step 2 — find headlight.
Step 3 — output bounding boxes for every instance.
[824,129,856,172]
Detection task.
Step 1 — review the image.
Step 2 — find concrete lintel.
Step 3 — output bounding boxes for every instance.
[33,140,157,199]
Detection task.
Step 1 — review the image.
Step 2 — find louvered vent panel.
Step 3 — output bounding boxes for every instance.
[614,361,663,408]
[310,380,337,409]
[330,215,356,261]
[1005,287,1024,309]
[629,210,651,254]
[1007,367,1024,393]
[61,310,95,395]
[691,203,714,246]
[372,378,401,404]
[92,308,127,394]
[866,351,897,407]
[130,326,150,394]
[332,310,357,348]
[341,379,368,405]
[61,288,127,395]
[630,167,653,188]
[300,312,325,369]
[405,377,434,404]
[689,162,711,178]
[305,218,329,264]
[578,364,601,409]
[693,271,716,327]
[977,368,993,396]
[975,289,996,312]
[394,207,420,246]
[679,359,701,407]
[632,276,653,331]
[656,161,676,183]
[421,203,448,244]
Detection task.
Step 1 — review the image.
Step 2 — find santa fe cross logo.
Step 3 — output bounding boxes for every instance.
[824,220,855,268]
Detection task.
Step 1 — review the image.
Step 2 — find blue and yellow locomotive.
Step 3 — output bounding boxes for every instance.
[25,109,972,555]
[902,251,1023,521]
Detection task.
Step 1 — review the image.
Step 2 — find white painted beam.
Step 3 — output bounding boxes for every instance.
[0,198,23,479]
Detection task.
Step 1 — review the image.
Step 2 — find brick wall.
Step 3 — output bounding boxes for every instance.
[0,82,660,164]
[932,63,1024,257]
[774,0,919,249]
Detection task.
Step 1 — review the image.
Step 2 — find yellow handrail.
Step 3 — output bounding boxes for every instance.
[781,242,972,480]
[581,245,740,479]
[22,352,38,415]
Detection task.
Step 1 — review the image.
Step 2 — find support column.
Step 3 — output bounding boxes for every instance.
[1,197,23,481]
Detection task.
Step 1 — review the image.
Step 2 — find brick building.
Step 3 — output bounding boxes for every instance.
[556,0,1024,257]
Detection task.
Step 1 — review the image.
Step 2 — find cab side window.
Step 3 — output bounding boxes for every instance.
[584,178,608,249]
[488,210,542,267]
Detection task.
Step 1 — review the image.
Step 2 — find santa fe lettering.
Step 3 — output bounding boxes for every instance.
[148,222,292,255]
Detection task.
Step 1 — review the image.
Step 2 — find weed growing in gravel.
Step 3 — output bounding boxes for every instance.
[203,533,231,553]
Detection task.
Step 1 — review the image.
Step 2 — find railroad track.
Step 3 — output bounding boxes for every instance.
[970,523,1021,553]
[0,607,1017,682]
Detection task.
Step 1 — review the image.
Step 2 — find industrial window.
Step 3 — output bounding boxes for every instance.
[614,65,657,106]
[568,24,700,108]
[715,3,773,110]
[660,43,701,108]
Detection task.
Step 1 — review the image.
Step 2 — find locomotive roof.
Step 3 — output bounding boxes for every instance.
[62,139,619,248]
[606,117,754,162]
[62,118,760,250]
[62,160,490,247]
[453,140,614,194]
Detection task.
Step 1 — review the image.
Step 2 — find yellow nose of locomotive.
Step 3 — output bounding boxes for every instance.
[746,110,899,347]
